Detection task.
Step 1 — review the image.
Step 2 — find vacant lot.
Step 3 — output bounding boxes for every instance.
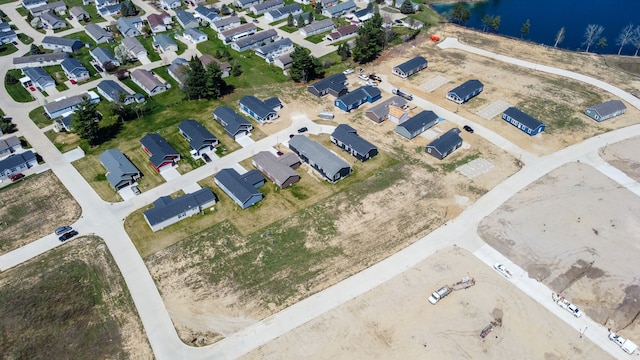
[0,236,152,359]
[0,171,80,254]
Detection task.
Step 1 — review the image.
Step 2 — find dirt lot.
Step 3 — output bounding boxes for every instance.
[244,246,612,360]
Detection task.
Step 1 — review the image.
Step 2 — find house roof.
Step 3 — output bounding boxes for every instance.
[365,96,406,121]
[264,97,281,109]
[331,124,377,155]
[325,0,355,15]
[353,7,372,19]
[178,119,217,149]
[97,80,132,101]
[398,110,439,133]
[122,36,146,55]
[213,106,252,135]
[213,15,240,29]
[40,12,64,25]
[131,69,163,91]
[0,151,35,172]
[153,33,176,50]
[90,47,117,64]
[301,18,333,34]
[252,151,299,186]
[220,23,256,39]
[200,54,230,70]
[309,72,347,94]
[60,58,87,77]
[586,100,626,117]
[448,79,483,99]
[117,16,142,35]
[22,66,54,88]
[42,36,81,48]
[85,23,112,41]
[13,52,68,65]
[503,107,544,129]
[328,24,358,39]
[255,37,292,56]
[140,133,179,168]
[215,168,263,204]
[70,6,89,17]
[167,57,189,83]
[288,135,350,178]
[175,9,197,25]
[0,136,20,152]
[336,85,380,106]
[44,92,96,116]
[252,0,283,12]
[98,149,139,188]
[234,29,277,49]
[184,27,206,39]
[394,55,428,73]
[56,115,72,131]
[147,13,171,28]
[267,3,301,18]
[239,95,277,119]
[194,5,218,21]
[426,128,462,155]
[144,188,216,226]
[275,53,292,67]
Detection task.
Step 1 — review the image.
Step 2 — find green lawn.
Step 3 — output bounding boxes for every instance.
[0,43,18,56]
[43,65,69,91]
[64,0,106,22]
[5,70,34,103]
[279,25,298,33]
[136,35,162,62]
[16,7,28,17]
[305,31,330,44]
[29,106,51,128]
[17,33,34,44]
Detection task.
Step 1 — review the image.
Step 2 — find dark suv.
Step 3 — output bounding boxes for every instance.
[59,230,78,242]
[297,127,308,133]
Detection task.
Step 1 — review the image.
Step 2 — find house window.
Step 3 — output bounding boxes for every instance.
[178,212,187,219]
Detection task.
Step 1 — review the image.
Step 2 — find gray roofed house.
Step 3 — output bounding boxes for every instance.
[365,95,407,123]
[425,128,463,160]
[274,53,292,69]
[194,6,219,24]
[322,0,356,18]
[85,23,113,43]
[288,135,351,182]
[98,149,141,190]
[22,0,47,10]
[200,54,231,77]
[30,0,66,16]
[231,29,278,52]
[307,72,348,97]
[0,136,22,159]
[0,23,18,45]
[40,12,66,30]
[90,47,120,67]
[117,16,143,37]
[501,107,545,136]
[70,6,90,20]
[140,133,181,172]
[218,23,256,44]
[235,0,260,8]
[255,38,293,61]
[238,95,280,124]
[144,188,217,231]
[264,3,302,22]
[167,57,189,86]
[0,151,37,180]
[176,9,199,29]
[249,0,284,15]
[330,124,378,162]
[159,0,181,9]
[212,106,253,140]
[152,33,178,52]
[325,24,358,43]
[97,80,134,104]
[60,58,89,82]
[585,100,627,122]
[392,56,428,78]
[13,52,69,68]
[252,151,301,189]
[44,91,100,119]
[130,69,167,96]
[395,110,440,139]
[41,36,83,52]
[122,36,147,59]
[22,66,55,91]
[300,18,334,37]
[446,79,483,104]
[211,16,241,32]
[214,168,265,209]
[183,28,208,44]
[177,119,219,156]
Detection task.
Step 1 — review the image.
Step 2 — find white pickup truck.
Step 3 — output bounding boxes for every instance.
[609,333,638,355]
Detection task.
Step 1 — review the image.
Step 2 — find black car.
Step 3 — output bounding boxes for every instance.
[94,65,104,72]
[202,153,212,163]
[59,230,78,242]
[297,127,308,133]
[463,125,474,133]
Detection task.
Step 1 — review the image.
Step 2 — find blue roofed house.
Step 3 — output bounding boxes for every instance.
[54,114,73,132]
[40,12,66,30]
[22,0,47,10]
[99,149,141,190]
[395,110,440,140]
[255,38,293,62]
[95,0,121,16]
[239,95,282,124]
[194,6,219,25]
[0,22,18,45]
[212,106,253,140]
[214,168,265,209]
[176,10,199,29]
[289,135,351,183]
[43,91,100,119]
[85,23,114,44]
[446,79,484,104]
[22,67,55,91]
[584,100,627,122]
[159,0,181,9]
[330,124,378,162]
[90,47,120,67]
[264,3,302,22]
[140,133,181,172]
[249,0,284,15]
[334,86,381,112]
[97,79,135,104]
[41,36,83,53]
[501,107,546,136]
[392,56,428,78]
[144,188,217,232]
[0,151,37,180]
[153,33,178,52]
[231,29,278,52]
[235,0,260,9]
[252,151,301,189]
[0,136,22,160]
[117,16,143,37]
[178,119,219,157]
[307,72,347,97]
[322,0,356,18]
[60,58,90,82]
[183,28,208,44]
[425,128,463,160]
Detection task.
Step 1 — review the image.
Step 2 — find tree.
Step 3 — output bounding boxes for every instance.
[30,44,42,55]
[632,26,640,56]
[220,4,231,15]
[297,14,305,28]
[0,121,16,134]
[489,15,501,33]
[184,56,207,100]
[120,1,138,16]
[597,37,607,49]
[287,13,294,27]
[480,14,491,32]
[616,23,635,55]
[204,61,226,99]
[553,26,565,48]
[583,24,604,52]
[289,46,323,83]
[315,1,322,14]
[307,11,314,24]
[5,73,18,85]
[460,7,471,25]
[337,42,351,61]
[400,0,414,14]
[114,44,129,64]
[72,98,101,146]
[353,12,384,64]
[520,19,530,38]
[451,3,464,23]
[231,60,242,76]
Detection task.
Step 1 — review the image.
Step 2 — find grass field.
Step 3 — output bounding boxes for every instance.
[43,64,70,91]
[5,70,35,103]
[0,43,18,56]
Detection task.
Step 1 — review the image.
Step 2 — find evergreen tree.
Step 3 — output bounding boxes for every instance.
[289,46,324,83]
[520,19,530,38]
[337,43,351,61]
[315,2,322,14]
[231,60,242,76]
[307,11,314,24]
[30,44,42,55]
[297,14,305,28]
[489,15,501,32]
[184,56,207,100]
[353,13,384,64]
[72,98,101,146]
[400,0,414,14]
[287,13,294,27]
[204,61,226,99]
[220,4,231,15]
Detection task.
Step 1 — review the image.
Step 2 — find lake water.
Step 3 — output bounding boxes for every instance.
[431,0,639,55]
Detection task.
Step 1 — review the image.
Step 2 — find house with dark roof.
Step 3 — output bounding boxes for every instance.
[178,119,219,157]
[176,10,199,29]
[44,92,100,119]
[153,33,178,52]
[218,23,256,44]
[85,23,113,43]
[22,67,55,91]
[392,56,428,79]
[325,24,358,43]
[288,135,351,182]
[22,0,46,10]
[334,86,381,112]
[97,80,134,104]
[214,168,265,209]
[330,124,378,162]
[213,106,253,140]
[167,57,189,86]
[183,28,208,44]
[252,151,301,189]
[239,95,281,124]
[30,1,66,16]
[131,69,167,96]
[61,58,89,82]
[140,133,180,172]
[90,47,119,67]
[235,0,260,8]
[365,95,407,123]
[446,79,483,104]
[396,110,440,139]
[117,16,143,37]
[299,18,334,37]
[13,52,69,69]
[274,53,292,70]
[0,23,18,45]
[211,16,241,32]
[0,151,37,180]
[264,3,302,22]
[54,114,73,132]
[584,100,627,122]
[122,36,147,59]
[307,72,348,97]
[70,6,90,20]
[194,6,219,25]
[231,29,278,52]
[144,188,217,231]
[147,13,172,33]
[255,38,293,61]
[0,136,22,160]
[249,0,284,15]
[40,12,66,29]
[322,0,356,17]
[95,0,121,16]
[425,128,463,160]
[41,36,82,53]
[350,7,373,23]
[99,149,141,190]
[501,107,545,136]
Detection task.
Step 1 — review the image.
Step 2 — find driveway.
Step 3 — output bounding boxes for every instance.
[160,167,180,181]
[235,135,255,147]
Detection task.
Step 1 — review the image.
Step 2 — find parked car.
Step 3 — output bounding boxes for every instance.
[369,74,382,82]
[11,41,18,45]
[297,127,308,133]
[9,173,24,181]
[358,74,369,81]
[463,125,474,133]
[29,86,36,92]
[55,225,73,236]
[131,185,141,195]
[343,68,354,75]
[202,153,212,163]
[59,230,78,242]
[276,151,284,156]
[69,79,76,84]
[94,65,103,72]
[253,18,259,23]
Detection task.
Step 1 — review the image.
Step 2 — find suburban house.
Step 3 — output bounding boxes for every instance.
[211,16,241,32]
[54,114,73,132]
[386,0,419,11]
[307,73,348,97]
[159,0,181,9]
[175,10,199,29]
[0,23,18,45]
[90,47,120,67]
[425,128,463,160]
[22,67,55,91]
[167,57,189,86]
[200,54,230,77]
[349,7,373,23]
[22,0,47,10]
[299,18,334,37]
[183,28,208,44]
[60,58,90,82]
[395,110,440,140]
[365,95,407,123]
[264,3,302,22]
[249,0,284,15]
[398,18,423,30]
[238,95,282,124]
[130,69,168,96]
[501,107,546,136]
[322,0,356,18]
[84,23,113,43]
[44,91,100,119]
[0,151,37,180]
[218,23,256,44]
[41,36,83,53]
[95,0,121,16]
[97,79,135,104]
[194,6,219,25]
[122,36,147,60]
[289,135,351,183]
[146,13,172,33]
[143,188,217,232]
[214,168,265,209]
[212,106,253,140]
[235,0,260,9]
[70,6,90,21]
[392,56,428,79]
[291,11,310,27]
[0,136,22,160]
[388,104,409,124]
[177,119,219,157]
[30,1,66,16]
[321,0,338,8]
[255,38,293,61]
[584,100,627,122]
[325,24,358,43]
[13,52,69,69]
[116,16,143,37]
[330,124,378,162]
[140,133,181,172]
[274,53,292,70]
[152,33,178,52]
[231,29,278,52]
[40,12,66,30]
[334,85,381,112]
[252,151,301,189]
[98,149,141,190]
[446,79,484,104]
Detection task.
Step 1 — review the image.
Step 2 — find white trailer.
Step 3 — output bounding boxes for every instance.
[609,333,638,355]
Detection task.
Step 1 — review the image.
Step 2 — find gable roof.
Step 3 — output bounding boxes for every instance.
[213,15,240,29]
[267,3,301,18]
[239,95,278,119]
[331,124,377,155]
[213,106,252,135]
[85,23,113,41]
[252,151,300,187]
[43,92,98,116]
[117,16,142,36]
[147,13,171,28]
[90,47,117,64]
[255,37,293,57]
[194,5,219,21]
[0,151,36,172]
[140,133,179,167]
[122,36,146,55]
[175,9,198,26]
[336,85,381,106]
[394,56,428,73]
[586,100,626,117]
[397,110,439,134]
[131,69,163,91]
[42,36,81,48]
[184,27,207,39]
[70,6,89,17]
[144,188,216,226]
[13,52,69,65]
[97,80,132,102]
[448,79,483,99]
[365,95,406,121]
[308,72,347,95]
[22,66,54,88]
[324,0,355,15]
[178,119,217,148]
[214,168,264,205]
[252,0,284,12]
[426,128,462,157]
[152,33,177,50]
[301,18,333,34]
[233,29,278,49]
[60,58,87,77]
[503,107,544,129]
[288,135,350,178]
[98,149,140,188]
[0,135,21,153]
